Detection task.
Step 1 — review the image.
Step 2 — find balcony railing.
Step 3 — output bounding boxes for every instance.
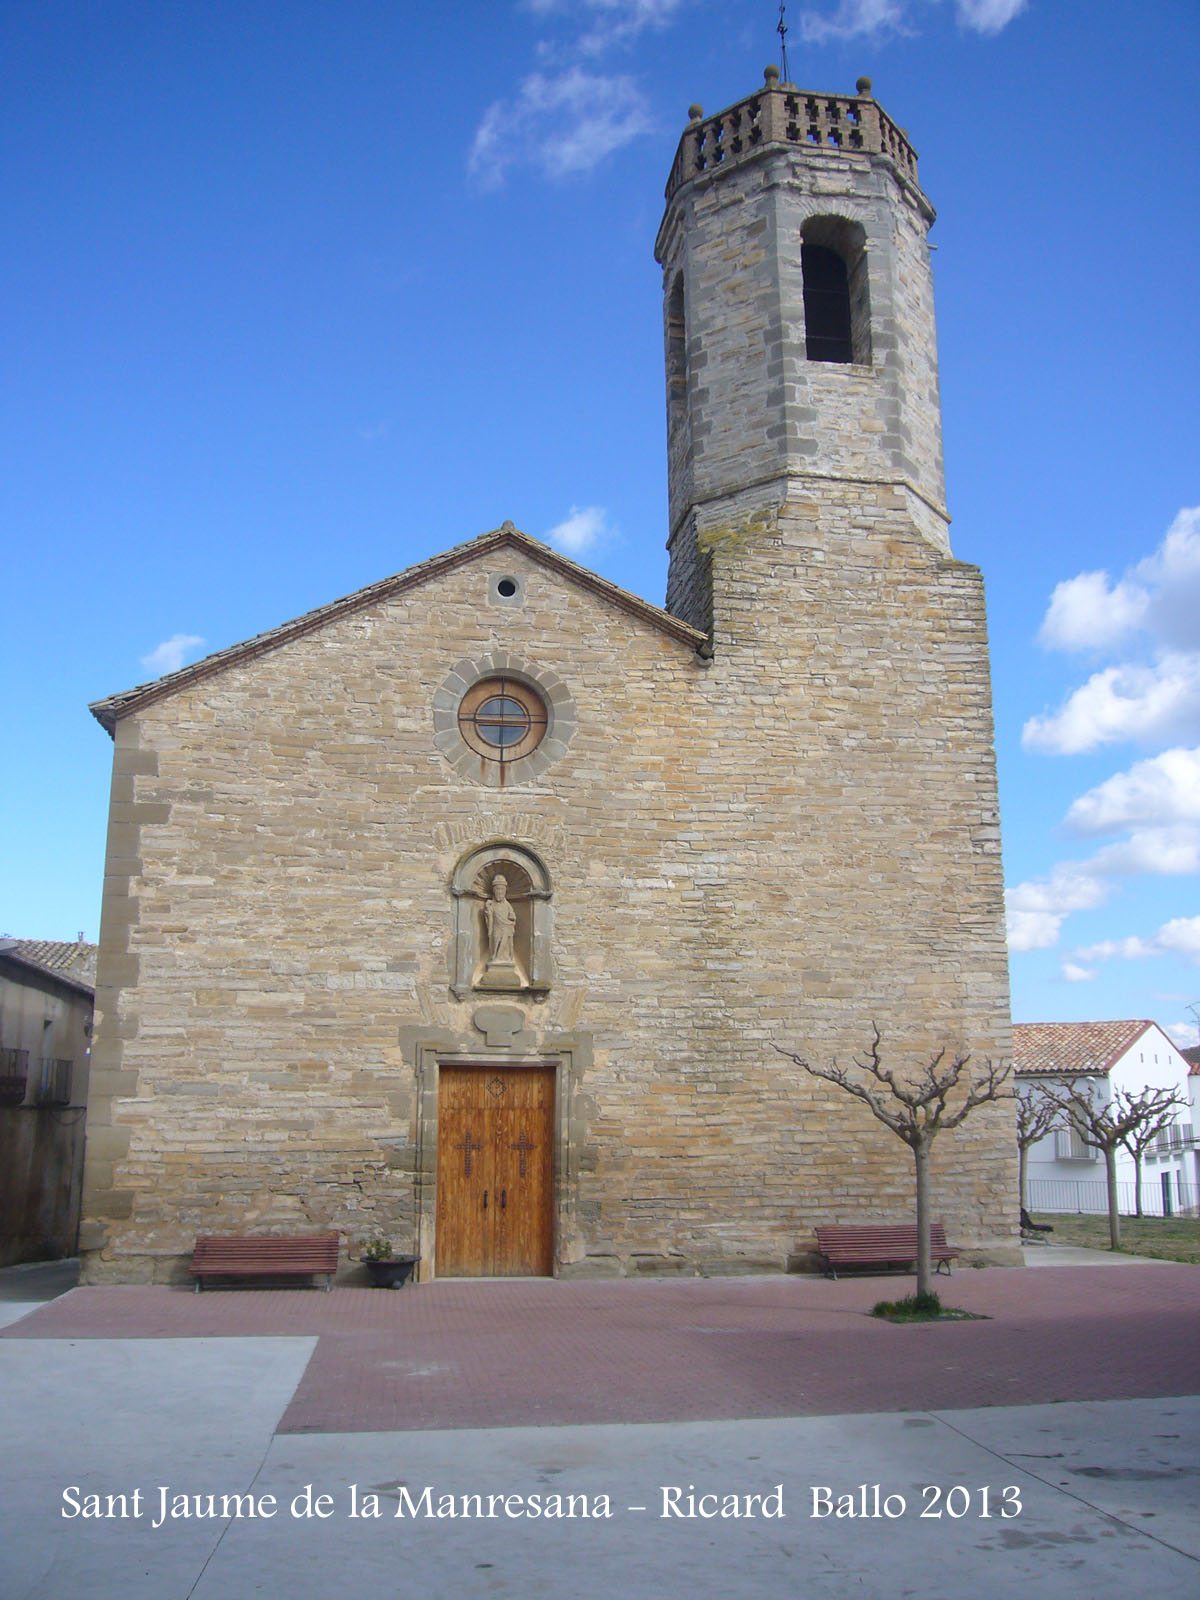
[0,1047,29,1107]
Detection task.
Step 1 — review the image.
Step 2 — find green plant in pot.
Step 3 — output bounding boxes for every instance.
[361,1237,418,1289]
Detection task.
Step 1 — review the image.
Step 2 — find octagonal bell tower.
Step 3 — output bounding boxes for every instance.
[656,69,949,630]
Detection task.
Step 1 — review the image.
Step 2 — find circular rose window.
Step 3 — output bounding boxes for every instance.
[457,677,548,765]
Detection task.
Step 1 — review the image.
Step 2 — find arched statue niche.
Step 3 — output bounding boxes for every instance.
[450,843,552,999]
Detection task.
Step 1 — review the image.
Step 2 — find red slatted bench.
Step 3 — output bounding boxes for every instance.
[190,1232,340,1292]
[814,1223,957,1281]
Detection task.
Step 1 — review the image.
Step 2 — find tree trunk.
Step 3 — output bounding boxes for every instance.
[914,1139,932,1297]
[1133,1152,1144,1218]
[1103,1144,1122,1250]
[1018,1143,1028,1209]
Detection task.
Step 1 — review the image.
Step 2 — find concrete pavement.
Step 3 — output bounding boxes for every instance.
[1,1254,1197,1599]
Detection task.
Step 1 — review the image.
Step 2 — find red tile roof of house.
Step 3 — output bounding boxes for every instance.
[1012,1020,1156,1078]
[0,937,97,994]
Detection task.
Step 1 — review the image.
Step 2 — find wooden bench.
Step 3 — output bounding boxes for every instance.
[814,1223,957,1281]
[190,1232,340,1292]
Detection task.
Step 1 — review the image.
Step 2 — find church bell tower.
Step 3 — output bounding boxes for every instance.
[649,67,1013,1152]
[655,69,949,630]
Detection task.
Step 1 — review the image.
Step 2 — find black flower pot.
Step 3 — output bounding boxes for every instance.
[364,1255,418,1289]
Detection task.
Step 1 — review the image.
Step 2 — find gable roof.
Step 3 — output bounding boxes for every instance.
[1012,1020,1159,1078]
[0,938,97,996]
[89,524,709,735]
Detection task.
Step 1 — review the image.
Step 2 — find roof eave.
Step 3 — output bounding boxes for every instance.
[0,950,95,999]
[89,526,708,736]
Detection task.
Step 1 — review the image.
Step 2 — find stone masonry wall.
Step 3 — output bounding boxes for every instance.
[82,524,1018,1284]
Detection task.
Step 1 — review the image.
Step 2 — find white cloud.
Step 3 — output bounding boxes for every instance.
[1076,916,1200,969]
[1088,827,1200,879]
[482,4,683,179]
[544,503,614,556]
[1131,506,1200,652]
[1006,812,1200,954]
[470,68,651,187]
[798,0,1025,42]
[1065,748,1200,836]
[1165,1022,1199,1050]
[533,0,687,54]
[1060,962,1096,983]
[141,634,205,676]
[1021,653,1200,755]
[524,0,682,27]
[953,0,1027,33]
[1038,507,1200,658]
[1027,509,1200,754]
[1005,863,1112,952]
[798,0,908,40]
[1159,917,1200,960]
[1038,569,1147,654]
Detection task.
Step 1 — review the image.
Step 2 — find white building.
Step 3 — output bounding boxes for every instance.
[1014,1021,1197,1216]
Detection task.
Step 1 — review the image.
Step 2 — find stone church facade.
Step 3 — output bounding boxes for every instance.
[81,73,1018,1284]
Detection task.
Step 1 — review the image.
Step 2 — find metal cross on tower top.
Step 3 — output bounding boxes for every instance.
[777,2,790,86]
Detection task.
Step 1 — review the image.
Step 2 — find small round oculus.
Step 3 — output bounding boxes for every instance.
[457,677,548,765]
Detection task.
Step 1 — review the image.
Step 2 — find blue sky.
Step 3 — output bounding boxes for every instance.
[4,1,1198,1041]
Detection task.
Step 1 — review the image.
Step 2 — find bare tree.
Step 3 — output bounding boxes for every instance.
[1035,1079,1186,1248]
[775,1026,1012,1297]
[1015,1084,1061,1210]
[1120,1089,1188,1219]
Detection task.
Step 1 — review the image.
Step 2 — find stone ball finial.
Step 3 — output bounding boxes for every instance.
[856,75,873,97]
[688,103,704,122]
[764,64,780,86]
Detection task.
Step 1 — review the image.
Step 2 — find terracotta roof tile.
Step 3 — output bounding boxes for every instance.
[0,938,97,993]
[1012,1020,1156,1077]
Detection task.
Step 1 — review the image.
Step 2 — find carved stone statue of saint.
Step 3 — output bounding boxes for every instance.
[451,847,548,999]
[484,875,517,966]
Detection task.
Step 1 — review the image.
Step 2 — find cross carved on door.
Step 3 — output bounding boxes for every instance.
[454,1131,483,1177]
[510,1131,537,1179]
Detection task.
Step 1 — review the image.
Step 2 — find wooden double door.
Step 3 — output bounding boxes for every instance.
[436,1064,555,1277]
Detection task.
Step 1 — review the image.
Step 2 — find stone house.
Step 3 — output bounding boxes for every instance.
[0,937,95,1265]
[1015,1020,1197,1215]
[80,72,1017,1283]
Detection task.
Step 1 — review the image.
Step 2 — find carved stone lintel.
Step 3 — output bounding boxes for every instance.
[472,1005,527,1048]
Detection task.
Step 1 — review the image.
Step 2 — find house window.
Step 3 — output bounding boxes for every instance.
[34,1058,72,1106]
[1055,1125,1095,1162]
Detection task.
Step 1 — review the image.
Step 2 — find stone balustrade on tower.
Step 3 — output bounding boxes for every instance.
[664,70,922,206]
